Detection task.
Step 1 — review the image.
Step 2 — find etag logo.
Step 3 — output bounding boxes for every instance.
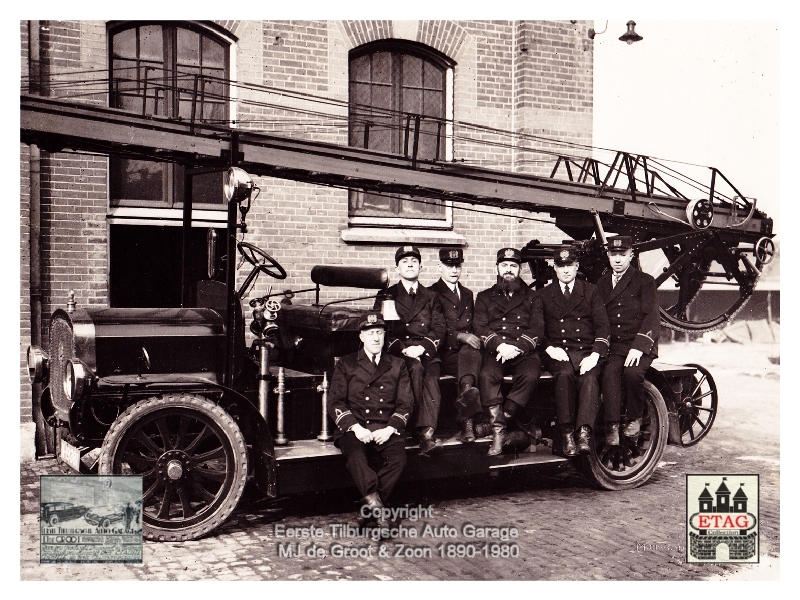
[686,475,759,563]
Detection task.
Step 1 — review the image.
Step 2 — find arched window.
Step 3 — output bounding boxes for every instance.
[348,41,454,223]
[108,22,230,207]
[106,22,232,308]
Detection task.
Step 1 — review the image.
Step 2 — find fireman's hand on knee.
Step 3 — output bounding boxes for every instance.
[402,345,425,359]
[546,346,569,362]
[372,426,396,445]
[457,333,482,349]
[579,352,600,375]
[624,349,642,367]
[350,424,373,443]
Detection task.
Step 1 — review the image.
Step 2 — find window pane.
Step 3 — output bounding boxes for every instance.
[177,28,200,66]
[351,54,371,83]
[402,55,422,89]
[139,25,163,62]
[110,158,164,202]
[372,52,391,84]
[422,88,444,118]
[401,87,422,115]
[202,36,225,68]
[112,28,136,59]
[423,61,444,91]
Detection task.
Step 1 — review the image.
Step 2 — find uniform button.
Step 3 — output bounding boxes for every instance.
[516,327,520,330]
[406,336,410,339]
[518,316,521,319]
[378,410,383,414]
[577,318,581,321]
[561,329,565,332]
[576,329,580,332]
[617,325,621,328]
[563,340,567,343]
[380,386,384,389]
[380,399,383,402]
[502,336,506,340]
[560,319,564,323]
[617,314,621,317]
[365,396,370,400]
[365,409,370,414]
[406,323,410,326]
[502,326,506,329]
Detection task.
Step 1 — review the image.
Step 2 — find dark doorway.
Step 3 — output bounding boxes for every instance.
[110,224,226,308]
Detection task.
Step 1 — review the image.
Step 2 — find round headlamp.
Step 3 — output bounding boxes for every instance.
[223,167,254,202]
[63,358,92,401]
[27,346,49,383]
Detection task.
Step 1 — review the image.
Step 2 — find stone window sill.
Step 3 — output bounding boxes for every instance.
[340,227,466,246]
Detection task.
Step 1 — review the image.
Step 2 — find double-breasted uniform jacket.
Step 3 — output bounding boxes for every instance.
[473,283,543,356]
[377,282,446,361]
[428,279,475,357]
[539,279,610,369]
[597,267,660,358]
[328,349,414,442]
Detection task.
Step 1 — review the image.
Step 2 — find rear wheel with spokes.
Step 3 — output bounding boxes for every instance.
[99,394,248,541]
[678,363,718,446]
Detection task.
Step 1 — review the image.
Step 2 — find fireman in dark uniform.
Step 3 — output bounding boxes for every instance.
[473,248,543,455]
[597,236,660,445]
[328,313,414,519]
[429,248,482,443]
[375,246,447,457]
[539,247,610,456]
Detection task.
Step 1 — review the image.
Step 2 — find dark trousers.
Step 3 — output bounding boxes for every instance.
[548,357,601,429]
[441,345,482,384]
[479,352,540,409]
[338,432,407,503]
[404,356,441,430]
[601,354,653,423]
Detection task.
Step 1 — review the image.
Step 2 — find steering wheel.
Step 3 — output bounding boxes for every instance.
[237,241,287,280]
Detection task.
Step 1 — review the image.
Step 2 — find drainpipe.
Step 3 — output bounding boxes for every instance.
[28,20,49,456]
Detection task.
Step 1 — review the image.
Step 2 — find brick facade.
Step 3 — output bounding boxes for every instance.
[19,20,594,452]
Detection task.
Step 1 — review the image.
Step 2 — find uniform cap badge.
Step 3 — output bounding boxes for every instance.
[403,246,413,253]
[505,249,515,258]
[560,250,570,260]
[368,314,377,324]
[449,250,459,259]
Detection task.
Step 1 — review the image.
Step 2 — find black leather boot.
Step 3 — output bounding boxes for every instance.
[418,427,443,457]
[605,422,620,446]
[577,425,592,454]
[561,425,578,457]
[455,377,482,421]
[459,417,476,443]
[486,405,506,456]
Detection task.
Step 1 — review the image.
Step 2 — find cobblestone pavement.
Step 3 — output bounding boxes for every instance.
[20,342,780,581]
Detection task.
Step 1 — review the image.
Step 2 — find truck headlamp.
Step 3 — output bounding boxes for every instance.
[27,346,49,383]
[63,358,92,401]
[223,167,254,202]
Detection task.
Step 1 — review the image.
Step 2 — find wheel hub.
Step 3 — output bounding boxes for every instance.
[157,450,191,482]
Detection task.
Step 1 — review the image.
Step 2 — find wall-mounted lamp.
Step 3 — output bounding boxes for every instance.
[588,20,643,44]
[619,20,643,45]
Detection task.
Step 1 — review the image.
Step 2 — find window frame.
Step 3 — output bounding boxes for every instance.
[347,40,455,230]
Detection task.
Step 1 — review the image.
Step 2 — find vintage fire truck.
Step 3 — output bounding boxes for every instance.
[23,92,773,541]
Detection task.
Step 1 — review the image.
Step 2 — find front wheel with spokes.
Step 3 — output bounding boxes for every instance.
[678,363,718,446]
[98,394,248,541]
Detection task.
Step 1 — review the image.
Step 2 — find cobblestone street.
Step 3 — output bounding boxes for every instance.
[20,342,780,581]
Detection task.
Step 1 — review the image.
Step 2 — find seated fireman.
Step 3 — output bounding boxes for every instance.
[473,248,543,456]
[328,313,414,519]
[375,246,447,457]
[429,248,483,443]
[538,247,610,456]
[597,236,660,445]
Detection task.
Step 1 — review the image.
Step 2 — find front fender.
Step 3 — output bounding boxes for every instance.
[219,394,277,499]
